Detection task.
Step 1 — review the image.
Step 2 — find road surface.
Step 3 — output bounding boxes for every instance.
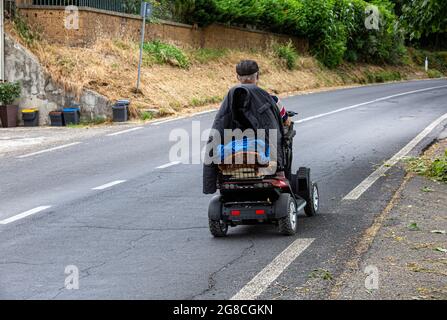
[0,79,446,299]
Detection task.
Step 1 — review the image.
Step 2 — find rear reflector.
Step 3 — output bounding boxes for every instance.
[231,210,241,216]
[256,210,265,215]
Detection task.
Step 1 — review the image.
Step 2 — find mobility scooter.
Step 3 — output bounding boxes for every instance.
[208,111,320,237]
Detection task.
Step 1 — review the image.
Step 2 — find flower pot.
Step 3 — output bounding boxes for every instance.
[0,105,19,128]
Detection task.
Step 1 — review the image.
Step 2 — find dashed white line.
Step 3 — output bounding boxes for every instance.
[151,117,188,126]
[344,111,447,200]
[17,142,82,159]
[231,238,315,300]
[156,161,181,169]
[0,206,52,225]
[296,85,447,124]
[92,180,127,190]
[107,127,143,136]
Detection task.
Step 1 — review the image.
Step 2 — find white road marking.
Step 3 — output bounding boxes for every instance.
[107,127,143,136]
[152,116,188,126]
[156,161,181,169]
[17,142,82,159]
[231,238,315,300]
[344,112,447,200]
[92,180,126,190]
[194,109,217,116]
[0,206,52,225]
[296,85,447,124]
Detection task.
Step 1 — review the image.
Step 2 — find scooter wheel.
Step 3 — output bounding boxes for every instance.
[209,219,228,237]
[304,182,319,217]
[277,194,298,236]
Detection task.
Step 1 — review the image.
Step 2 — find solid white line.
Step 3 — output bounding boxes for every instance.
[231,238,315,300]
[0,206,52,225]
[92,180,126,190]
[344,112,447,200]
[296,85,447,124]
[156,161,181,169]
[152,116,188,126]
[17,142,82,159]
[107,127,143,136]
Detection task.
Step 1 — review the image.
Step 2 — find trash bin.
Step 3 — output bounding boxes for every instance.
[22,109,39,127]
[49,111,65,126]
[63,107,80,125]
[112,100,130,122]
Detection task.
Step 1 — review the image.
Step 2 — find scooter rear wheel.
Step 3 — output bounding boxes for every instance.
[209,219,228,237]
[277,194,298,236]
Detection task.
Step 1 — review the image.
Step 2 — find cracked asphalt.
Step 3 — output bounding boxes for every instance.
[0,79,446,299]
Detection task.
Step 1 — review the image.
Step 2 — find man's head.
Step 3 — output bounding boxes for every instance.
[236,60,259,84]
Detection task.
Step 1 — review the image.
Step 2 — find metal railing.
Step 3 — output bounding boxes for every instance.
[15,0,141,14]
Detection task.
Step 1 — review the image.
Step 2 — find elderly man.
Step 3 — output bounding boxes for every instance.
[236,60,291,128]
[203,60,290,194]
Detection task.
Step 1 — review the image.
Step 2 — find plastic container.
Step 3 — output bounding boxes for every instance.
[22,109,39,127]
[63,107,80,125]
[112,104,128,122]
[112,100,130,122]
[49,111,65,126]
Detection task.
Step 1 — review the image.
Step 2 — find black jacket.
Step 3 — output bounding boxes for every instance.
[203,84,285,194]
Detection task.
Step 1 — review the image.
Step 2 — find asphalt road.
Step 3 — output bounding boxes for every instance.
[0,79,446,299]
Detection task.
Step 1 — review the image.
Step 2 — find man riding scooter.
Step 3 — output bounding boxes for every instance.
[203,60,291,195]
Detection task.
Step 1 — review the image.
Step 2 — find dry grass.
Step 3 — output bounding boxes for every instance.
[6,20,428,118]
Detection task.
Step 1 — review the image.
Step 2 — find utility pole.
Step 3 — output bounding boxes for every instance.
[136,2,152,92]
[0,0,5,81]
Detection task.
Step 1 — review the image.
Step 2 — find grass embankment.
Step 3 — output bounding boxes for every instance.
[6,19,447,120]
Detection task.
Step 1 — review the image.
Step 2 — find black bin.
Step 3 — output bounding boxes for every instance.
[63,107,80,125]
[112,100,130,122]
[49,111,65,126]
[22,109,39,127]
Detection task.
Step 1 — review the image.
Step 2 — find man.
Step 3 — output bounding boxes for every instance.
[236,60,291,128]
[203,60,288,194]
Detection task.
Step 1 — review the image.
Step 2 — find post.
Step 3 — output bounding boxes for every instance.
[0,0,4,81]
[136,2,147,91]
[425,56,429,72]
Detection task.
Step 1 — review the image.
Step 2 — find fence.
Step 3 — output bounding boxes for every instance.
[15,0,138,14]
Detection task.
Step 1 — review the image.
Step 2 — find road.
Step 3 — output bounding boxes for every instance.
[0,79,446,299]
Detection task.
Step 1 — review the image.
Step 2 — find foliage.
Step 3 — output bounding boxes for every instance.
[13,14,41,46]
[0,82,22,105]
[143,40,190,69]
[427,69,444,78]
[274,41,299,70]
[406,150,447,183]
[193,48,228,63]
[399,0,447,41]
[364,70,402,82]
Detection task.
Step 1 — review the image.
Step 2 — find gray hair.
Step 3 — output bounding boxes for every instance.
[238,72,258,83]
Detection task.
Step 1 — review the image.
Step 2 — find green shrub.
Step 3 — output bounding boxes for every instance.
[365,70,402,83]
[143,40,190,69]
[140,111,154,121]
[0,81,21,105]
[13,14,41,46]
[274,41,299,70]
[427,69,444,78]
[406,150,447,183]
[193,48,227,63]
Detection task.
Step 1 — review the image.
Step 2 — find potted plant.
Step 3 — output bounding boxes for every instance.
[0,81,22,128]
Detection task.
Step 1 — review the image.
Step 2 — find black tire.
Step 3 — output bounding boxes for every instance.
[276,194,298,236]
[296,167,310,198]
[209,219,228,237]
[304,182,320,217]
